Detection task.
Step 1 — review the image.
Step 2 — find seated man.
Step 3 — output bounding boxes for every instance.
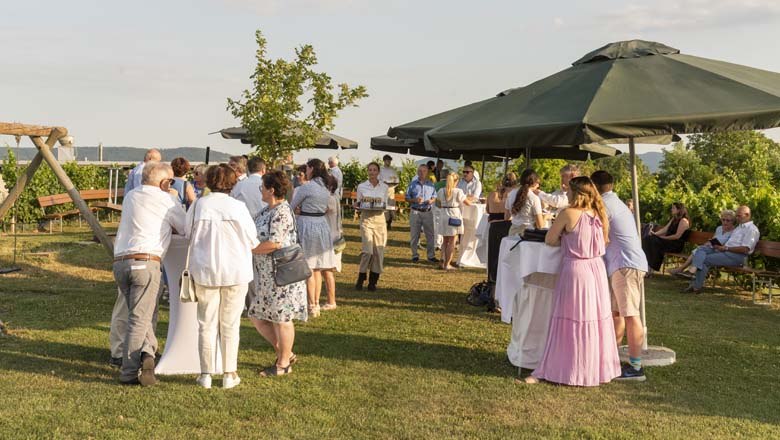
[684,205,760,294]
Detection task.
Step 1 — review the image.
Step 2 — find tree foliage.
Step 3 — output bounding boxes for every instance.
[227,30,368,165]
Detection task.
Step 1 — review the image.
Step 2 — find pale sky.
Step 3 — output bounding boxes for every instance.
[2,0,779,164]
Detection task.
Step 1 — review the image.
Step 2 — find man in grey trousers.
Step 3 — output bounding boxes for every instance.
[405,164,438,263]
[113,162,185,385]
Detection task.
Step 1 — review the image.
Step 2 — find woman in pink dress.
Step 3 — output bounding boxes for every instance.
[524,176,621,386]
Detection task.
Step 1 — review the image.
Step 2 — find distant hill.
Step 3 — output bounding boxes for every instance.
[638,151,664,173]
[0,146,232,163]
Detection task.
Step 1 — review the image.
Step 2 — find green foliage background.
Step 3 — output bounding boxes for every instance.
[3,131,780,241]
[1,149,125,225]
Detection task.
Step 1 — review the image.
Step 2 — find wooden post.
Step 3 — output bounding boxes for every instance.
[0,129,63,220]
[31,135,114,256]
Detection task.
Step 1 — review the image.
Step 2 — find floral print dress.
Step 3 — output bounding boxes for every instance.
[249,201,308,323]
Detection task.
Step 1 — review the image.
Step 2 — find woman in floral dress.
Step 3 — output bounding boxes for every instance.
[249,170,307,377]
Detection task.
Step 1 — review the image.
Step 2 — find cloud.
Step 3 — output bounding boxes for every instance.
[553,17,565,28]
[601,0,780,32]
[223,0,359,15]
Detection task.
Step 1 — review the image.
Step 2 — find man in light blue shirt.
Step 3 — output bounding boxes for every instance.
[124,149,161,194]
[592,171,648,381]
[405,164,438,262]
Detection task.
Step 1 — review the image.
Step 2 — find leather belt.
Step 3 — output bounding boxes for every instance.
[114,253,161,263]
[298,211,327,217]
[411,207,431,212]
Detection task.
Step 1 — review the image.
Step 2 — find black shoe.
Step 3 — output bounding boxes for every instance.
[108,357,122,369]
[615,364,646,382]
[139,353,158,386]
[682,285,702,294]
[411,256,419,262]
[367,272,380,291]
[428,257,440,263]
[355,272,367,290]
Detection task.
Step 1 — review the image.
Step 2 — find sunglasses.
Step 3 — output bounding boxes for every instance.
[463,171,473,174]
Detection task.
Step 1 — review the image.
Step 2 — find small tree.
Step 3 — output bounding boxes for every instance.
[227,30,368,164]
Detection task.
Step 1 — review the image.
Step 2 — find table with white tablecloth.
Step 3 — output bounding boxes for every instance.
[155,235,223,375]
[495,237,562,370]
[457,203,487,268]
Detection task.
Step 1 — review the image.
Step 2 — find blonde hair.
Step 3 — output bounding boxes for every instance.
[567,176,609,242]
[445,172,459,200]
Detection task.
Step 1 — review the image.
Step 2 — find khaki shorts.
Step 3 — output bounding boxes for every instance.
[610,268,645,317]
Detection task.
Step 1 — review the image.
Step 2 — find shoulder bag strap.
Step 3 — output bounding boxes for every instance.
[183,198,199,271]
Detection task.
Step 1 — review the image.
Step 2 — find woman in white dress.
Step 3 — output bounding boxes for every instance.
[505,169,546,237]
[249,170,308,377]
[436,172,474,270]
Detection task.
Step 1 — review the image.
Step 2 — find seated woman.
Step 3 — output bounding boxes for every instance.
[669,209,737,277]
[641,202,691,276]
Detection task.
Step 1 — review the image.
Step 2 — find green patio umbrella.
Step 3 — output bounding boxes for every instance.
[423,40,780,226]
[424,40,780,152]
[213,127,358,150]
[422,40,780,363]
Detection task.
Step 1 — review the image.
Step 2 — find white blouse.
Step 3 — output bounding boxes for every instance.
[505,188,543,228]
[185,193,260,287]
[357,180,390,210]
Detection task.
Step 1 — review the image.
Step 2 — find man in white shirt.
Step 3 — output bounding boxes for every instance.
[328,156,343,198]
[229,156,267,309]
[463,160,481,181]
[228,155,248,181]
[457,164,482,198]
[230,157,267,219]
[686,205,761,293]
[112,162,186,386]
[379,155,399,230]
[124,148,161,194]
[537,164,579,214]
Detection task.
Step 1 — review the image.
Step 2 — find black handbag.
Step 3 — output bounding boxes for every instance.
[448,217,463,227]
[268,204,312,286]
[522,228,548,242]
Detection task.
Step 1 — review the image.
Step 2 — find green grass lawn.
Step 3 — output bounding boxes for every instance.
[1,220,780,439]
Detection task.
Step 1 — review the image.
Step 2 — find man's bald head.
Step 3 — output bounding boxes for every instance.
[144,149,162,162]
[736,205,752,224]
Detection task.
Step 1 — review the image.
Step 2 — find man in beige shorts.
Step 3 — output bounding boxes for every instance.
[592,170,648,381]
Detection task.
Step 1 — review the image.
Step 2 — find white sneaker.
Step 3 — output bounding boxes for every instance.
[223,374,241,389]
[196,374,212,389]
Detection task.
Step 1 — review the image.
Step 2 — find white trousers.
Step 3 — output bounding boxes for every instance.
[195,282,247,374]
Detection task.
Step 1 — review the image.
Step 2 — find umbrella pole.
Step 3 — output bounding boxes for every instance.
[480,155,485,180]
[629,137,648,351]
[525,147,531,169]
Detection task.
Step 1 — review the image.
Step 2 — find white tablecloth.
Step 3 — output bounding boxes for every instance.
[156,235,223,375]
[496,238,563,369]
[457,203,487,268]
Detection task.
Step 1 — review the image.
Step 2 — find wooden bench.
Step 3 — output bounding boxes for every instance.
[661,229,780,304]
[37,189,123,233]
[721,240,780,304]
[661,230,714,273]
